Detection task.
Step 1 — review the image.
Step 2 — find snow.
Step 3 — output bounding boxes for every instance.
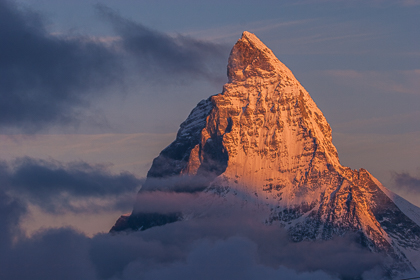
[118,31,420,274]
[371,173,420,227]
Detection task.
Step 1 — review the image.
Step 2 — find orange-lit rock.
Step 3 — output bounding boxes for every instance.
[112,32,420,273]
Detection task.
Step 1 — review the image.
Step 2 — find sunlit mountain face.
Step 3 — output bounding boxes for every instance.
[112,32,420,278]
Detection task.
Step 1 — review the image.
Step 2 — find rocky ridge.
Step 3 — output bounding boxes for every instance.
[112,31,420,273]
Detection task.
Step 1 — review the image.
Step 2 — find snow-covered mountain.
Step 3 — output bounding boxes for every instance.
[112,31,420,273]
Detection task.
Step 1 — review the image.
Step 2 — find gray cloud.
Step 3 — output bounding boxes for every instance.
[0,0,228,131]
[0,0,121,131]
[393,172,420,194]
[90,208,385,280]
[0,157,142,213]
[0,184,391,280]
[95,4,228,85]
[141,175,213,193]
[0,227,96,280]
[0,189,26,249]
[136,237,338,280]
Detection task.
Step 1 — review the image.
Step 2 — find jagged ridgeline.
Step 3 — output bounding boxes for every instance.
[111,31,420,273]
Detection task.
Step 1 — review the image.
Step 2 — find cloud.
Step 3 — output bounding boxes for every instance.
[138,237,338,280]
[390,171,420,209]
[141,175,213,193]
[0,189,26,248]
[90,206,386,280]
[0,157,142,213]
[0,133,177,177]
[110,188,385,278]
[95,4,228,85]
[131,191,204,214]
[0,0,121,131]
[0,1,228,131]
[0,227,96,280]
[0,182,392,280]
[392,172,420,194]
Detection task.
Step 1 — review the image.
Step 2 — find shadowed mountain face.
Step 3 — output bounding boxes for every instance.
[111,32,420,273]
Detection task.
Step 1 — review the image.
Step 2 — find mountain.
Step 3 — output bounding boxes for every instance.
[111,31,420,273]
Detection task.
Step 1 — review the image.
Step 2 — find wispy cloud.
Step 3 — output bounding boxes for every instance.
[0,0,122,131]
[0,1,229,132]
[392,171,420,194]
[0,157,142,214]
[0,133,176,177]
[386,171,420,209]
[95,4,228,85]
[324,69,420,95]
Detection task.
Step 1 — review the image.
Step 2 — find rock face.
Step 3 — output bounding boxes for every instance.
[111,31,420,272]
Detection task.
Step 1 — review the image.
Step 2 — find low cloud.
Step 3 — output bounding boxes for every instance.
[0,227,96,280]
[55,205,388,279]
[0,157,142,213]
[0,180,393,280]
[132,237,338,280]
[131,191,203,214]
[141,175,212,193]
[99,190,386,279]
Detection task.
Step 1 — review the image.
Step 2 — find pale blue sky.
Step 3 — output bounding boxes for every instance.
[14,0,419,136]
[1,0,419,234]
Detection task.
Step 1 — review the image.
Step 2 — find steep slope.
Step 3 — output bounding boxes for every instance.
[111,31,420,272]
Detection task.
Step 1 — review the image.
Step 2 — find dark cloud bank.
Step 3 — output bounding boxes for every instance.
[0,157,142,213]
[0,194,387,280]
[0,0,227,131]
[0,156,394,280]
[95,4,228,84]
[0,0,120,130]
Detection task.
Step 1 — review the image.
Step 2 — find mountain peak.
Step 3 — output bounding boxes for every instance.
[227,31,293,83]
[112,31,420,274]
[240,31,269,51]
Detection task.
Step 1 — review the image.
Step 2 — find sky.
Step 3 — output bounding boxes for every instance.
[0,0,419,279]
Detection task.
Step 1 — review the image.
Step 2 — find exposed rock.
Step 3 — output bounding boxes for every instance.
[111,31,420,274]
